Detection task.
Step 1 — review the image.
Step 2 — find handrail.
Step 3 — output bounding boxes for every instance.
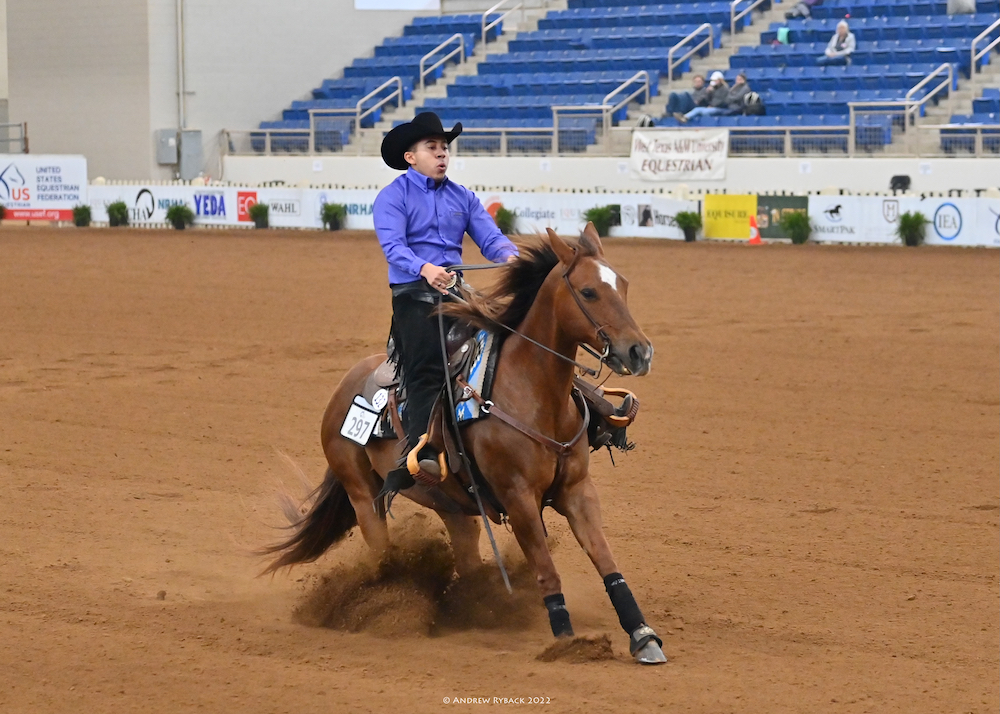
[355,76,404,126]
[0,122,28,153]
[602,71,651,112]
[667,24,714,88]
[419,34,465,91]
[481,0,523,56]
[730,0,764,40]
[971,17,1000,77]
[905,62,954,121]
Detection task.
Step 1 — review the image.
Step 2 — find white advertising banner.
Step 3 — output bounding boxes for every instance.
[629,129,729,182]
[0,154,87,220]
[808,195,999,247]
[912,196,1000,248]
[808,196,866,243]
[476,191,698,239]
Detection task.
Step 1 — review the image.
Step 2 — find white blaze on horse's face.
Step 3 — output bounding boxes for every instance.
[598,263,619,292]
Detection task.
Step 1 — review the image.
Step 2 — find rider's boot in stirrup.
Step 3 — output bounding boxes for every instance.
[406,433,448,487]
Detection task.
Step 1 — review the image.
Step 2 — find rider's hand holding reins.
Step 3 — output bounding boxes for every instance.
[420,263,455,294]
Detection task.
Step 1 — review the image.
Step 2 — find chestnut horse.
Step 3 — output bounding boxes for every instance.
[265,224,666,664]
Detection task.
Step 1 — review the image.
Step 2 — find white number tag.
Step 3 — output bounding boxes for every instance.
[340,400,379,445]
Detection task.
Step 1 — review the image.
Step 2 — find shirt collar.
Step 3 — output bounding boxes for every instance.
[406,167,449,192]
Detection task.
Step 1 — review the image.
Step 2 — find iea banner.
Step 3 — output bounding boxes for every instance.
[0,154,87,220]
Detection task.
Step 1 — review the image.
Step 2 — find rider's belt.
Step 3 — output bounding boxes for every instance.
[390,277,467,304]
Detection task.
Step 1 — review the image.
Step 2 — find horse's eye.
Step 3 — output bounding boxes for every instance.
[580,288,598,301]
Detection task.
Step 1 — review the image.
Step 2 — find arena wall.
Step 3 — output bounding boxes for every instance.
[222,155,1000,194]
[6,0,435,180]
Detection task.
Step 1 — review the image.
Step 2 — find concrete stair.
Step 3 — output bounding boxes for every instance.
[347,1,563,154]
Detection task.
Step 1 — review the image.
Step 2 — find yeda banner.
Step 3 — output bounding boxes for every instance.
[629,129,728,182]
[0,154,87,220]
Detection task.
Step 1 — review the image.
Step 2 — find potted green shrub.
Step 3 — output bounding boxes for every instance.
[583,205,618,237]
[72,204,92,227]
[166,203,195,230]
[780,211,812,244]
[896,211,927,247]
[248,201,269,229]
[494,205,517,235]
[321,202,347,231]
[107,201,129,227]
[673,211,702,242]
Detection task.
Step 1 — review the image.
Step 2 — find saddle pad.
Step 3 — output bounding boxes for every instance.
[364,328,500,440]
[455,329,500,424]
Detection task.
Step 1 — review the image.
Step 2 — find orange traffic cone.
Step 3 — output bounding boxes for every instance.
[748,214,762,245]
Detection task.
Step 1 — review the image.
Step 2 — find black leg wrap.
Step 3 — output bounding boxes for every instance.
[543,593,574,638]
[603,572,646,634]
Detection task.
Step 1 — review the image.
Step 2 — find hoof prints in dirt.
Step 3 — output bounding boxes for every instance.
[536,634,616,664]
[294,537,542,637]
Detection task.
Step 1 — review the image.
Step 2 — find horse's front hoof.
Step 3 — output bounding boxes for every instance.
[629,625,668,665]
[633,639,668,665]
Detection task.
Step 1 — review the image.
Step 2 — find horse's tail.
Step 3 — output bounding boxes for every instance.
[260,467,358,575]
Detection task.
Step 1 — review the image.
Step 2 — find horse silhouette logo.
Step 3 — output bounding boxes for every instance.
[0,163,27,201]
[824,204,843,222]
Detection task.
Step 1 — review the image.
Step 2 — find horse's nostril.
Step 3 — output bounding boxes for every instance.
[629,344,646,366]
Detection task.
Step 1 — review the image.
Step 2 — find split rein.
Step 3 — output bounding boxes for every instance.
[442,262,613,379]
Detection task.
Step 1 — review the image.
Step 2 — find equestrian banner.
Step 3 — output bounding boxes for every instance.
[629,129,729,182]
[703,194,757,240]
[0,154,87,220]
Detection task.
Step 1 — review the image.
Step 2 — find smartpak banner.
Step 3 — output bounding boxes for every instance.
[629,129,729,182]
[0,154,87,220]
[808,195,1000,247]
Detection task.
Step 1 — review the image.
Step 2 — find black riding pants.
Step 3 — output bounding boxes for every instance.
[391,292,454,449]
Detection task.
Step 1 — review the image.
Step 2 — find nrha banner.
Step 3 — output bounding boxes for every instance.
[629,129,728,182]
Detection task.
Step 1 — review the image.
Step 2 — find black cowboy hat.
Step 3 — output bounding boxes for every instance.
[380,112,462,171]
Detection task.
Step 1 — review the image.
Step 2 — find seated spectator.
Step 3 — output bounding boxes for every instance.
[786,0,822,19]
[817,21,856,66]
[725,72,751,114]
[679,72,729,122]
[667,74,709,120]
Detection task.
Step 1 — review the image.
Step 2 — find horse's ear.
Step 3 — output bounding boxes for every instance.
[547,227,577,266]
[581,221,606,257]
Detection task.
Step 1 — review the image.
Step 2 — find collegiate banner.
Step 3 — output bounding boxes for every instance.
[703,194,757,240]
[0,154,87,220]
[629,129,728,182]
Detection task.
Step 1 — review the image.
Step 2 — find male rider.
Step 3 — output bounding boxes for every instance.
[373,112,518,484]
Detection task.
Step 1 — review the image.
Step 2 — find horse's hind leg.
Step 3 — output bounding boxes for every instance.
[437,511,482,576]
[326,442,390,554]
[554,477,667,664]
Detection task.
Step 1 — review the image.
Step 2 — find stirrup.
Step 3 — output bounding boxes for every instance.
[405,433,448,486]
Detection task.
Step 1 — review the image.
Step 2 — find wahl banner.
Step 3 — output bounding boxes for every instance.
[629,129,729,182]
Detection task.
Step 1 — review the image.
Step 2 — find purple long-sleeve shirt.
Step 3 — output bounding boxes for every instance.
[373,168,518,285]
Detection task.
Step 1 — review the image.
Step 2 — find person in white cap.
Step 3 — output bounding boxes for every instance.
[679,71,730,122]
[818,20,856,66]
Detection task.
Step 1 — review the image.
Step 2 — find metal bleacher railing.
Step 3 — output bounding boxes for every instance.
[420,34,466,90]
[0,122,28,153]
[667,23,715,88]
[971,17,1000,80]
[482,0,524,57]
